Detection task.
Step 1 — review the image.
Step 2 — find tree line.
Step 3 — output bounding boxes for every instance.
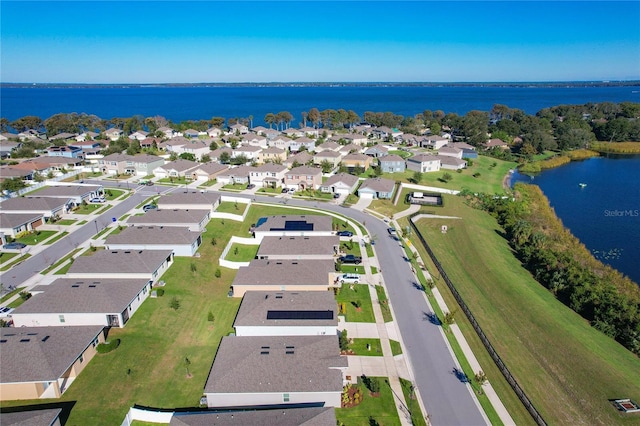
[463,185,640,356]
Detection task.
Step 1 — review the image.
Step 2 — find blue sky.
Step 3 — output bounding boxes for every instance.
[1,1,639,83]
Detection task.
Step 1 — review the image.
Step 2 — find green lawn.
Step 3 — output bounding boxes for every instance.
[221,183,248,191]
[225,243,259,262]
[157,176,190,185]
[56,219,77,225]
[335,377,401,426]
[216,201,248,214]
[44,231,68,245]
[0,252,19,266]
[339,241,360,256]
[388,149,413,159]
[375,285,393,322]
[336,284,375,323]
[0,286,25,303]
[348,338,383,356]
[40,248,82,275]
[295,189,334,200]
[15,230,56,245]
[340,264,365,274]
[199,179,217,187]
[369,187,412,219]
[0,253,31,271]
[257,186,283,195]
[73,203,106,215]
[104,189,125,200]
[408,195,640,425]
[389,340,402,356]
[399,378,427,426]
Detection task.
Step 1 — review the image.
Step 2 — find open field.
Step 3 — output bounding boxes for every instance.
[409,195,640,425]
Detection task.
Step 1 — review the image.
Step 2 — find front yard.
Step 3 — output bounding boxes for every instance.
[335,284,375,323]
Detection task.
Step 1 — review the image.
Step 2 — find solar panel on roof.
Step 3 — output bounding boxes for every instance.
[266,310,334,320]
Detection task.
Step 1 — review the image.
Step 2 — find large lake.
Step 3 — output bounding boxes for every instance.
[511,156,640,285]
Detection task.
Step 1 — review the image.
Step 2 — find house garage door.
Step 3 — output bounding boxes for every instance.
[358,192,375,199]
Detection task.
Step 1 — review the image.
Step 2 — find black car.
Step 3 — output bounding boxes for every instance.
[281,188,289,193]
[337,231,353,237]
[3,242,26,250]
[339,254,362,264]
[143,204,158,212]
[247,184,256,189]
[333,193,340,199]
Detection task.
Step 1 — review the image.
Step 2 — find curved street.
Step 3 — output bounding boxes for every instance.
[2,184,488,426]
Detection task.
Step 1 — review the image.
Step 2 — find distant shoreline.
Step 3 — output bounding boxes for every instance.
[2,81,640,89]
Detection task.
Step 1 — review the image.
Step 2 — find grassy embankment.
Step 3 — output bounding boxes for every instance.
[519,149,600,174]
[0,205,333,425]
[590,141,640,154]
[406,195,640,425]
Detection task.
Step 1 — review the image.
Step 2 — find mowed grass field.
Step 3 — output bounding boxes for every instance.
[0,204,333,425]
[410,196,640,425]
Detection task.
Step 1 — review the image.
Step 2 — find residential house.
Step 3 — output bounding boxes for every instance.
[364,145,389,158]
[0,197,72,219]
[249,164,288,188]
[257,147,287,164]
[129,130,149,141]
[216,165,253,186]
[315,141,341,153]
[11,278,154,328]
[46,145,83,160]
[209,147,233,163]
[183,129,201,139]
[357,177,396,199]
[289,137,315,153]
[253,215,333,241]
[241,132,268,148]
[139,137,161,150]
[126,209,210,232]
[75,131,98,142]
[251,125,269,136]
[0,141,21,159]
[157,126,177,139]
[66,249,174,282]
[189,162,228,181]
[233,145,262,161]
[25,185,104,205]
[300,126,320,138]
[106,226,202,257]
[0,326,105,401]
[448,142,478,159]
[98,153,164,176]
[437,155,467,170]
[104,128,123,141]
[153,159,200,179]
[18,129,47,142]
[1,408,63,426]
[157,191,221,213]
[437,146,463,159]
[268,135,293,151]
[485,138,509,150]
[0,213,44,238]
[263,128,281,140]
[284,166,323,191]
[338,144,362,156]
[341,153,372,171]
[283,128,305,138]
[229,123,249,135]
[341,133,368,146]
[19,156,83,173]
[420,135,449,150]
[256,235,339,260]
[174,139,211,161]
[158,136,189,154]
[283,151,313,168]
[203,335,346,408]
[399,133,423,147]
[206,127,222,138]
[406,154,441,173]
[169,407,336,426]
[313,150,342,168]
[379,154,406,173]
[319,173,359,195]
[68,140,102,156]
[233,291,338,336]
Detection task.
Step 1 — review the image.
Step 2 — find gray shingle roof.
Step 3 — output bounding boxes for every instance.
[204,335,346,393]
[26,185,101,198]
[170,407,336,426]
[13,278,151,314]
[126,209,209,226]
[0,212,43,228]
[358,177,395,193]
[254,215,332,234]
[67,250,172,274]
[232,259,334,287]
[105,226,201,246]
[234,291,338,328]
[0,326,104,383]
[436,155,467,166]
[322,173,359,188]
[285,166,322,176]
[379,154,404,163]
[192,162,228,175]
[256,236,338,257]
[0,408,62,426]
[157,159,199,173]
[408,154,439,163]
[0,197,69,212]
[157,191,220,208]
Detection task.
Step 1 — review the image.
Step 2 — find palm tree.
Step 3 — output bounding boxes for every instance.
[264,113,275,129]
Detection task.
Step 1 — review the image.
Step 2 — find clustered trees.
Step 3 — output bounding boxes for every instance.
[464,186,640,355]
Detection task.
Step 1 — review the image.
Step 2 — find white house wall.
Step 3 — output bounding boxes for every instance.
[12,312,111,328]
[205,391,341,409]
[253,230,334,243]
[232,284,330,298]
[106,243,195,257]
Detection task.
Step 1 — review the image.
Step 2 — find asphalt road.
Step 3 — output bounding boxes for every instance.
[2,185,486,425]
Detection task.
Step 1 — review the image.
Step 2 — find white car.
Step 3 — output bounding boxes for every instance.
[340,273,360,284]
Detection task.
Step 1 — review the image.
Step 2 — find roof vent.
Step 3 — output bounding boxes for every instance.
[42,335,50,342]
[20,339,30,343]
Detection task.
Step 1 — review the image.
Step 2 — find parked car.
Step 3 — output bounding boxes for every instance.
[340,273,360,284]
[333,193,340,199]
[2,242,26,250]
[143,204,158,212]
[339,254,362,264]
[337,231,353,237]
[387,227,397,235]
[288,187,296,193]
[145,181,154,186]
[89,197,105,203]
[247,184,256,189]
[0,306,14,317]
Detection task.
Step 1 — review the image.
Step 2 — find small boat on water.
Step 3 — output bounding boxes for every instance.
[579,183,587,188]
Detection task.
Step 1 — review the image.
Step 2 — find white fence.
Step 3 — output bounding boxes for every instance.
[401,182,460,195]
[2,169,83,199]
[218,236,259,269]
[210,195,252,222]
[120,406,173,426]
